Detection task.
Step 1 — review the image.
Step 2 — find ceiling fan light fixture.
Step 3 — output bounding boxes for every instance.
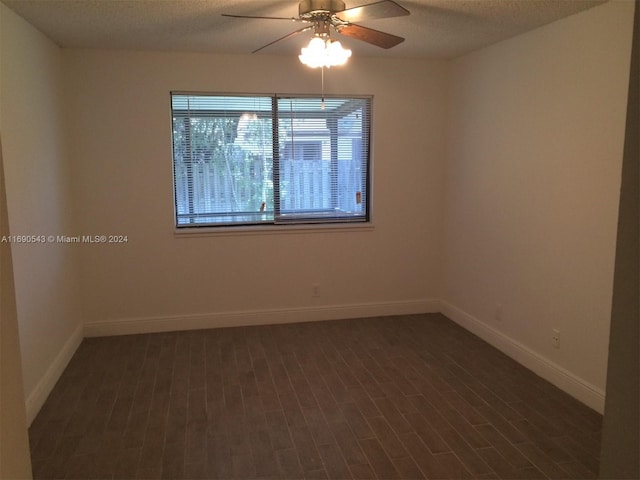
[299,37,352,68]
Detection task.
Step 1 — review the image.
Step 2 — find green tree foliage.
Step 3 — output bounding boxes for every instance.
[173,115,273,214]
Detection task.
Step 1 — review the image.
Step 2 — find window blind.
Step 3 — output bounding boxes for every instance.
[274,96,370,224]
[171,93,371,228]
[172,94,274,226]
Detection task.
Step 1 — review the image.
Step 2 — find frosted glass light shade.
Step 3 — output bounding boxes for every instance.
[299,37,352,68]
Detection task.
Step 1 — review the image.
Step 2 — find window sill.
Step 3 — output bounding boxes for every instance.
[173,222,375,238]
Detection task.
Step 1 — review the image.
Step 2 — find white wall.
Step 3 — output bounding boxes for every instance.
[64,50,447,335]
[443,0,635,412]
[0,142,33,480]
[1,4,83,423]
[0,5,33,476]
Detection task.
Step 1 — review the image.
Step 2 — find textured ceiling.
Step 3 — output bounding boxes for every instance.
[2,0,607,59]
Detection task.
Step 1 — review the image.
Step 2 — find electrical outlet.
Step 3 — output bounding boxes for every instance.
[552,329,560,349]
[312,284,320,297]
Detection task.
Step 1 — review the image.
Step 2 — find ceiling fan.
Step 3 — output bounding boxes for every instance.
[222,0,410,54]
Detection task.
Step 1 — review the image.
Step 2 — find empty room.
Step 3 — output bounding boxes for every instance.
[0,0,637,479]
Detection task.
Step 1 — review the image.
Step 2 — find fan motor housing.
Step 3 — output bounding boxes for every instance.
[299,0,345,18]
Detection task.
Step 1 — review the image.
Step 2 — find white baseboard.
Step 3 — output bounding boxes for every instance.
[25,322,83,426]
[83,299,441,337]
[440,301,605,414]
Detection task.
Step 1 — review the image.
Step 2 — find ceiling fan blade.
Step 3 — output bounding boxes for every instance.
[252,25,314,53]
[336,23,405,49]
[335,0,409,22]
[222,13,300,21]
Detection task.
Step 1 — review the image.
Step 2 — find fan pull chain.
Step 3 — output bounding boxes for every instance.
[321,66,325,110]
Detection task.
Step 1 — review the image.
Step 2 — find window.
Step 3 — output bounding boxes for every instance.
[171,93,371,228]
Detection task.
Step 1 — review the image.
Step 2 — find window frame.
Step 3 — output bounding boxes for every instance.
[170,91,373,230]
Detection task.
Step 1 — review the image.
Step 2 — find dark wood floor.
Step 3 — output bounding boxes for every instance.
[29,314,602,479]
